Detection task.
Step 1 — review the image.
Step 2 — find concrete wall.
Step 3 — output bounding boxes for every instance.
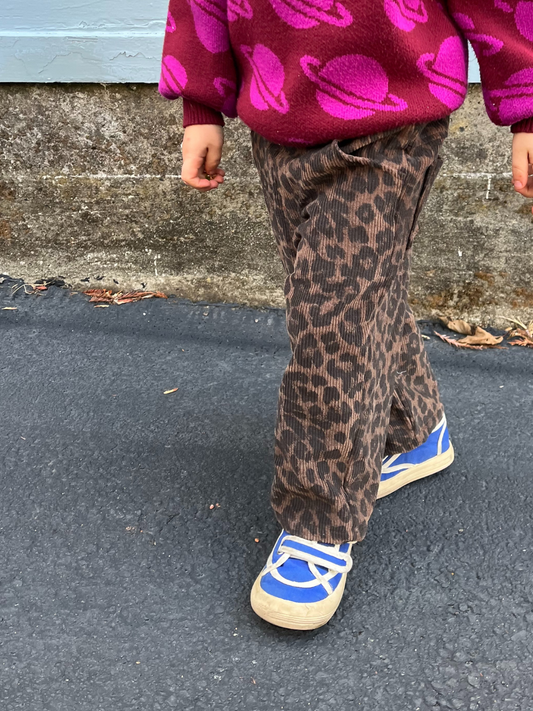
[0,83,532,327]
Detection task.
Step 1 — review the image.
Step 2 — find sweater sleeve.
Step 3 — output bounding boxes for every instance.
[158,0,238,124]
[447,0,533,132]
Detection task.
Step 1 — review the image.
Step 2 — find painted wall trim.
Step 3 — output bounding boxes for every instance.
[0,0,482,82]
[0,35,164,82]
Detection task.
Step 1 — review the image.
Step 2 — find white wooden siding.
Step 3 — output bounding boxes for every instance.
[0,2,481,83]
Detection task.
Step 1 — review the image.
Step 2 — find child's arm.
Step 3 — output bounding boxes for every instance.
[158,0,238,191]
[447,1,533,204]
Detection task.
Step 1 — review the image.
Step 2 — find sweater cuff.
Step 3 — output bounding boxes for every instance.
[511,117,533,133]
[183,99,224,128]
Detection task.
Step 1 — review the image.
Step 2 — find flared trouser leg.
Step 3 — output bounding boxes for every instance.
[251,117,450,544]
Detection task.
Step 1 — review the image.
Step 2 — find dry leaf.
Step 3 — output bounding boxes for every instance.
[458,326,504,348]
[507,328,533,348]
[438,318,506,349]
[84,288,168,305]
[501,316,529,331]
[433,331,486,350]
[441,318,474,335]
[163,387,179,394]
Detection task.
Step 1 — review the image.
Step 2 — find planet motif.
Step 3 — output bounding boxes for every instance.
[159,56,188,99]
[516,1,533,41]
[487,67,533,123]
[417,36,468,110]
[240,45,290,114]
[214,77,238,117]
[228,0,253,21]
[452,13,503,56]
[268,0,352,29]
[494,0,513,11]
[384,0,428,32]
[300,54,408,120]
[166,11,176,32]
[188,0,230,54]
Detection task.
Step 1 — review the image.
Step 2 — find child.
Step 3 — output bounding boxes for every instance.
[158,0,533,630]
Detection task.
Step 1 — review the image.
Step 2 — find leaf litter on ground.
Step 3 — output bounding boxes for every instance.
[501,317,533,348]
[434,316,533,350]
[3,279,532,351]
[83,288,168,305]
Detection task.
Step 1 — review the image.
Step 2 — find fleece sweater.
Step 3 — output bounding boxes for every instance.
[158,0,533,145]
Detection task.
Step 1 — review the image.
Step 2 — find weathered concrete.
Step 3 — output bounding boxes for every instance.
[0,83,532,326]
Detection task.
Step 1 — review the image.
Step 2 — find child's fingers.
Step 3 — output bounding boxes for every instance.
[511,136,533,195]
[199,169,224,188]
[513,163,533,198]
[211,171,225,185]
[512,155,528,191]
[204,145,222,176]
[181,155,219,191]
[522,170,533,198]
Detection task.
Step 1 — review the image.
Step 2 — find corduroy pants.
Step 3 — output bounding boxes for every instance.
[251,117,450,545]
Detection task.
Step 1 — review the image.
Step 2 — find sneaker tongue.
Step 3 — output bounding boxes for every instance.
[281,538,349,569]
[271,534,327,583]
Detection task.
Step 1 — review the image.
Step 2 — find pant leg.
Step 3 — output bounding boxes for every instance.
[385,119,449,454]
[385,302,445,454]
[251,117,449,545]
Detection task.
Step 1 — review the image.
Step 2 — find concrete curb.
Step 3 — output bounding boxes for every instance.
[1,83,532,327]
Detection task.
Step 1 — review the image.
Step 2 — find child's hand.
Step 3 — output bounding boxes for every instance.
[511,132,533,213]
[181,124,225,192]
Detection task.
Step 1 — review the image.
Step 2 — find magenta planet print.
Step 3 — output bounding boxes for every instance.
[188,0,230,53]
[487,67,533,123]
[159,56,188,99]
[452,13,503,56]
[166,11,176,32]
[417,36,467,110]
[241,45,290,114]
[494,0,513,11]
[516,1,533,41]
[300,54,408,120]
[384,0,428,32]
[214,77,238,116]
[228,0,253,21]
[268,0,352,29]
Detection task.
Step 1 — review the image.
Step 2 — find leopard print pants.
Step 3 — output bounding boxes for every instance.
[251,117,450,544]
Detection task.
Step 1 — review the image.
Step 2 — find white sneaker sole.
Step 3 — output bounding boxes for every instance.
[376,441,455,499]
[250,572,348,631]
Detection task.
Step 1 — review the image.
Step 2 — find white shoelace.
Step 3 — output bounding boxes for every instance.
[262,534,353,596]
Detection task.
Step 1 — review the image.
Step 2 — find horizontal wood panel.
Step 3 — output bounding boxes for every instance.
[0,2,481,84]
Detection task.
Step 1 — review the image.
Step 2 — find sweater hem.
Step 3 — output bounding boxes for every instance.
[183,99,224,128]
[511,117,533,134]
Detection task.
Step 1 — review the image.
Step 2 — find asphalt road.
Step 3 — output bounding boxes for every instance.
[1,275,532,711]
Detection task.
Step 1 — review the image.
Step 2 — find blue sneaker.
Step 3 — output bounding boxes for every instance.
[377,413,454,499]
[250,530,353,630]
